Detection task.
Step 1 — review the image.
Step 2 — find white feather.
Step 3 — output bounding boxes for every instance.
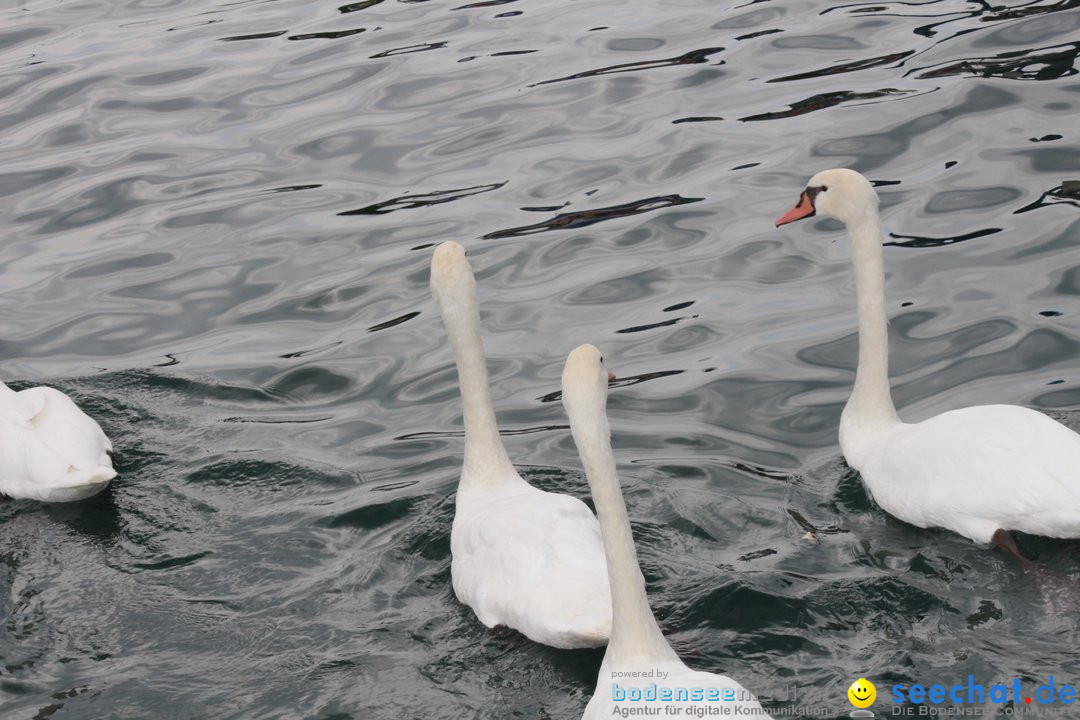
[0,382,115,502]
[431,241,611,649]
[853,405,1080,543]
[780,168,1080,545]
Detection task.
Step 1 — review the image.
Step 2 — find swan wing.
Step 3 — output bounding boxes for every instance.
[452,485,611,648]
[863,405,1080,541]
[19,386,114,461]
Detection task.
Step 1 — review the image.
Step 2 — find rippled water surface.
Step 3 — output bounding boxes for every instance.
[2,0,1079,718]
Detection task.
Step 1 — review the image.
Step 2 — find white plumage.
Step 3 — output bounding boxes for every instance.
[848,404,1080,543]
[777,168,1080,548]
[0,381,115,502]
[430,241,611,649]
[561,344,771,719]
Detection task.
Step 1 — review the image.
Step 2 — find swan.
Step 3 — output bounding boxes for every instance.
[0,380,116,501]
[429,241,611,648]
[776,168,1080,563]
[561,344,772,719]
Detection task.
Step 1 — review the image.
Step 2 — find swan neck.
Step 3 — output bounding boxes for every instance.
[845,208,899,425]
[572,410,674,664]
[437,291,514,487]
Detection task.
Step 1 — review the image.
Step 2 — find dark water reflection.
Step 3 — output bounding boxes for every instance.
[2,0,1079,718]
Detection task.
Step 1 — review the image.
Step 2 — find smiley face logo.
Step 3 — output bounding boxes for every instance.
[847,678,876,708]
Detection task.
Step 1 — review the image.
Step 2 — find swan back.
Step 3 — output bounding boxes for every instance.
[0,382,115,502]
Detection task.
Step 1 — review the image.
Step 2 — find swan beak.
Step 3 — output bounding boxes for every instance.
[775,190,816,226]
[607,371,616,382]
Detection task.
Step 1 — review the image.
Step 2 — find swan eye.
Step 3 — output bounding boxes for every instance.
[820,185,828,192]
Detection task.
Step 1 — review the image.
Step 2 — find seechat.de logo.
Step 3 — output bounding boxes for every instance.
[848,678,876,717]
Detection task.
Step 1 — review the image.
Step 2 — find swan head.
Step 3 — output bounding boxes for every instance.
[561,344,610,427]
[775,168,879,228]
[430,241,475,309]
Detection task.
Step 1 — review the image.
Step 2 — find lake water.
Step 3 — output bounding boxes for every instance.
[1,1,1079,718]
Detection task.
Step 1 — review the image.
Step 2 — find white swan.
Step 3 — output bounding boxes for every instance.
[0,380,116,501]
[561,344,772,719]
[429,241,611,648]
[776,168,1080,561]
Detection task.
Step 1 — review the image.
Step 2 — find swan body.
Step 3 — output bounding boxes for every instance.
[0,381,115,502]
[561,345,771,719]
[777,168,1080,545]
[430,241,611,649]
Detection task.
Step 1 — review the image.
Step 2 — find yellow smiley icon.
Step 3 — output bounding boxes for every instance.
[848,678,876,708]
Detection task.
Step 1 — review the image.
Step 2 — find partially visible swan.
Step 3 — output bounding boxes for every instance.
[561,344,772,719]
[777,168,1080,563]
[430,241,611,648]
[0,380,115,501]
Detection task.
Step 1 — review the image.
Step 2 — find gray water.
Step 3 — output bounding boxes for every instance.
[2,1,1079,718]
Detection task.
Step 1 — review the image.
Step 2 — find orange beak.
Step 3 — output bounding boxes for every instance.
[775,191,816,226]
[607,371,616,382]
